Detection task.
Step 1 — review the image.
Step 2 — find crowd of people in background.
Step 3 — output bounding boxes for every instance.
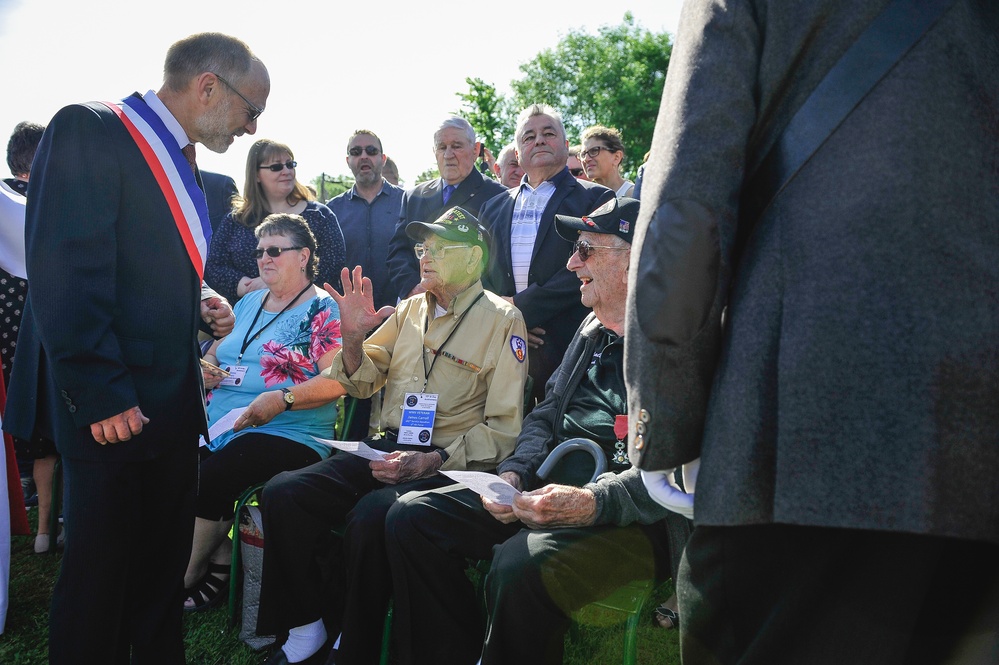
[2,2,997,663]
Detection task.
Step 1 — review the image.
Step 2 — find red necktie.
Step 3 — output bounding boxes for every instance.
[182,143,197,174]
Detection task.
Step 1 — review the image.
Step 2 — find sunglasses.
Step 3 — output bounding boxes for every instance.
[581,145,617,159]
[253,246,304,259]
[573,239,628,262]
[569,168,585,177]
[213,72,263,123]
[348,145,381,157]
[258,160,297,172]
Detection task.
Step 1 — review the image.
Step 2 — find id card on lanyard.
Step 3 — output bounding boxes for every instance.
[398,392,439,445]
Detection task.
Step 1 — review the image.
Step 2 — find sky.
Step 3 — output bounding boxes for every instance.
[0,0,681,190]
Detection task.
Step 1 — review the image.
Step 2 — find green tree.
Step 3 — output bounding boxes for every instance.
[509,12,671,177]
[414,166,440,185]
[312,173,352,203]
[455,77,517,157]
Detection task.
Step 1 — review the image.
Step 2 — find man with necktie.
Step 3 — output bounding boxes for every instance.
[3,32,269,663]
[385,116,506,303]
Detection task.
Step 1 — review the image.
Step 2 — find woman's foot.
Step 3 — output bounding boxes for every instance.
[183,562,230,611]
[654,593,679,629]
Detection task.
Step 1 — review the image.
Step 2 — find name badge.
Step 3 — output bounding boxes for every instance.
[219,365,249,387]
[398,392,438,445]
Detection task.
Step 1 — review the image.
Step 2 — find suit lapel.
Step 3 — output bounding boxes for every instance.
[532,175,575,264]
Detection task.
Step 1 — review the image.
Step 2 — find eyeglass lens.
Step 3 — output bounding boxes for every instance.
[253,246,302,259]
[573,240,593,261]
[583,146,612,159]
[260,161,297,172]
[348,146,381,156]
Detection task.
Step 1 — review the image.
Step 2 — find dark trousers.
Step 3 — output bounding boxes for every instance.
[196,433,320,520]
[256,442,454,665]
[385,484,672,665]
[679,525,999,665]
[49,444,198,665]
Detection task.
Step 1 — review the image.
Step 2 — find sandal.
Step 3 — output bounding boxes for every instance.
[183,562,230,612]
[654,604,679,630]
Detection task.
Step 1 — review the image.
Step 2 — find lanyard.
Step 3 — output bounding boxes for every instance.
[421,291,484,392]
[237,283,314,365]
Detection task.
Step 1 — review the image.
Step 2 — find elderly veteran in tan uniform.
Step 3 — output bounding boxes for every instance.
[257,206,528,665]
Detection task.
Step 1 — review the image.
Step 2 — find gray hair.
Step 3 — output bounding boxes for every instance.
[433,116,476,147]
[163,32,262,92]
[255,213,319,280]
[515,104,566,142]
[496,142,518,167]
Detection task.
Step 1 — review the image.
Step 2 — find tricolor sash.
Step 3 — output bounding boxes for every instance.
[101,96,212,280]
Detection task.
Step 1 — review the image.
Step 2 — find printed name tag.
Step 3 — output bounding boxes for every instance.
[398,392,439,445]
[219,365,249,387]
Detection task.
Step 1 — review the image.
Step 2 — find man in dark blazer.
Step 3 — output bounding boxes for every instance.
[479,104,613,406]
[3,33,269,663]
[385,116,506,301]
[625,2,999,663]
[201,169,239,233]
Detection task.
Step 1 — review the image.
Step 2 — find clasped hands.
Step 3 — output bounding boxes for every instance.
[370,450,442,485]
[482,471,597,529]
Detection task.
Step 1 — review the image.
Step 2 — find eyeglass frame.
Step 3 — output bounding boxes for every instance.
[414,243,470,261]
[572,238,628,262]
[253,245,304,259]
[258,160,297,172]
[348,145,381,157]
[213,72,264,123]
[580,145,618,160]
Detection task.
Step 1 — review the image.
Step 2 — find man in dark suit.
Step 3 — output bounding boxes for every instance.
[201,169,239,233]
[625,1,999,663]
[385,116,506,302]
[479,104,613,406]
[2,32,269,664]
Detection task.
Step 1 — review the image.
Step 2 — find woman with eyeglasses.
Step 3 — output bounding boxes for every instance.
[205,138,345,304]
[580,125,635,197]
[184,213,347,611]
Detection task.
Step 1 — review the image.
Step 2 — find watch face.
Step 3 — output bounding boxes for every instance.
[284,392,295,403]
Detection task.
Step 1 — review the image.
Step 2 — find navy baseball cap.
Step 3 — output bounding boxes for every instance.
[555,197,639,244]
[406,206,491,257]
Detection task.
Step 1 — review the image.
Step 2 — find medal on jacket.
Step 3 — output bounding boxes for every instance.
[612,414,629,465]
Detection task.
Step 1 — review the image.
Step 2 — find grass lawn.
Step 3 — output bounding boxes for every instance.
[2,509,681,664]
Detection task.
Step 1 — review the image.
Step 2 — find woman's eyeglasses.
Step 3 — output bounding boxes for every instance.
[580,146,617,159]
[258,161,297,172]
[348,146,381,157]
[573,239,628,262]
[253,246,304,259]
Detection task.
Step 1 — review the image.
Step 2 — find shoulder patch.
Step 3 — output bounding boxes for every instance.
[510,336,527,363]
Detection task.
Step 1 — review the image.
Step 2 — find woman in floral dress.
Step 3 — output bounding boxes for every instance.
[184,214,346,611]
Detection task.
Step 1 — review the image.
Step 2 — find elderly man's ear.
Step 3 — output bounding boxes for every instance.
[466,246,484,273]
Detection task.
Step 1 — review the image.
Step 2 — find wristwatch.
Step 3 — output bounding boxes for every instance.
[280,387,295,411]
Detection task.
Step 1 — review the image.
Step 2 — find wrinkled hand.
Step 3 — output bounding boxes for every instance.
[512,484,597,529]
[202,368,224,391]
[201,296,235,337]
[325,267,395,342]
[233,391,284,432]
[237,276,266,298]
[482,471,523,523]
[91,406,149,445]
[370,450,440,485]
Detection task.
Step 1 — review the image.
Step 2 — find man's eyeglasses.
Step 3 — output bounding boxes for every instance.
[581,145,617,159]
[348,146,381,157]
[569,168,585,177]
[573,239,628,262]
[259,161,297,172]
[253,246,304,259]
[414,243,469,260]
[213,72,264,123]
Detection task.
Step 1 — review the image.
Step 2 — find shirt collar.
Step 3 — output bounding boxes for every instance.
[141,90,189,151]
[427,280,484,316]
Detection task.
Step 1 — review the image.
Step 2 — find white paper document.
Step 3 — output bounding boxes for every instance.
[440,470,522,506]
[199,406,248,447]
[313,437,388,461]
